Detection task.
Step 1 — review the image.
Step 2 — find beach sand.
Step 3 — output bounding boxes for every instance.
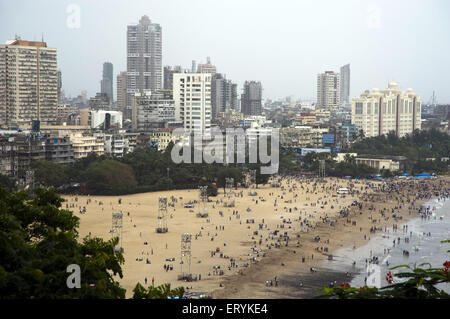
[64,176,448,298]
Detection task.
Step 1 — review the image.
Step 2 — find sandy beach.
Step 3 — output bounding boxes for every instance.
[64,176,449,298]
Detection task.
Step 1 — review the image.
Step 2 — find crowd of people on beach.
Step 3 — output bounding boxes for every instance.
[64,174,449,295]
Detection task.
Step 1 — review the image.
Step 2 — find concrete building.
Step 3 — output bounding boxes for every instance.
[45,137,74,165]
[149,127,180,151]
[241,81,262,116]
[211,73,238,118]
[57,70,63,104]
[280,127,314,148]
[243,115,271,129]
[355,154,407,172]
[40,125,91,138]
[126,16,162,112]
[163,65,182,90]
[317,71,340,110]
[56,104,79,123]
[197,57,217,75]
[116,71,127,115]
[90,110,123,129]
[124,132,139,152]
[0,39,58,127]
[173,73,212,134]
[132,91,175,131]
[14,135,46,176]
[101,62,113,103]
[102,133,126,157]
[340,64,350,106]
[215,109,244,129]
[351,81,422,137]
[69,133,104,159]
[89,93,111,110]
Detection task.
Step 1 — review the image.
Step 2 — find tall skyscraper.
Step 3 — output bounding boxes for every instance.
[316,71,340,110]
[101,62,113,104]
[340,64,350,106]
[163,65,182,90]
[211,73,238,118]
[116,71,127,114]
[173,73,212,134]
[351,81,421,138]
[0,39,58,127]
[126,16,162,114]
[241,81,262,116]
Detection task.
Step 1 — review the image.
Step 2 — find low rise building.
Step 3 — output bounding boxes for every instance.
[355,155,407,172]
[149,128,180,151]
[132,92,175,131]
[45,137,74,165]
[69,133,104,159]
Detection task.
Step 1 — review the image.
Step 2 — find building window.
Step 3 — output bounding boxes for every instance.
[355,102,363,114]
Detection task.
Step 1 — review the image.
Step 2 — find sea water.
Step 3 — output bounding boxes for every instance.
[323,197,450,293]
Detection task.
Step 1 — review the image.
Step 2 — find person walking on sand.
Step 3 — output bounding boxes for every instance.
[152,277,154,286]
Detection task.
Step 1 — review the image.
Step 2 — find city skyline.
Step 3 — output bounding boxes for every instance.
[1,0,449,103]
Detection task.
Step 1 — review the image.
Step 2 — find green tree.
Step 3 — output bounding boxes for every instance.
[132,283,184,299]
[31,160,70,188]
[0,187,126,298]
[85,160,137,195]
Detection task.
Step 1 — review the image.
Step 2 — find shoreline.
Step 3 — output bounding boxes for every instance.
[65,176,449,298]
[211,177,449,299]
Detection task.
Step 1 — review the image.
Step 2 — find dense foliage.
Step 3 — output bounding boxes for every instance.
[350,129,449,161]
[0,187,126,298]
[28,142,273,195]
[132,283,185,299]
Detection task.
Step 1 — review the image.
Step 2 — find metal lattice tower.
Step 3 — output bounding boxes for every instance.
[224,177,235,207]
[225,178,234,197]
[111,211,123,251]
[319,159,326,178]
[156,197,168,233]
[197,186,209,217]
[180,233,192,278]
[248,169,257,196]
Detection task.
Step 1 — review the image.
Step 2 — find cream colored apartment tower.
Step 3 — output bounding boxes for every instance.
[316,71,340,110]
[351,81,421,138]
[0,40,58,128]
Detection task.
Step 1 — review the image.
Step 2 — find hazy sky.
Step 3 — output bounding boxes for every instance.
[1,0,449,103]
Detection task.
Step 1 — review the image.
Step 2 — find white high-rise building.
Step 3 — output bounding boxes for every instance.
[0,39,58,127]
[316,71,340,110]
[351,81,421,138]
[173,73,212,134]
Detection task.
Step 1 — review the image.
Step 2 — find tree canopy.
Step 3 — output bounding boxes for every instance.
[0,187,126,298]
